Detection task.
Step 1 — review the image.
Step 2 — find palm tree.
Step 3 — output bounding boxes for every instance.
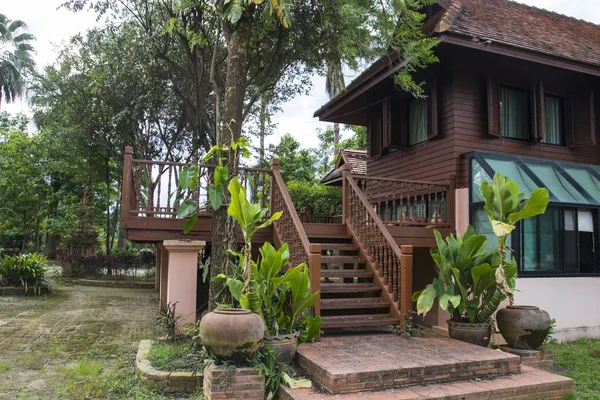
[0,14,35,110]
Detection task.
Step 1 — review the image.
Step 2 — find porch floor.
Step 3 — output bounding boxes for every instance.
[285,333,573,399]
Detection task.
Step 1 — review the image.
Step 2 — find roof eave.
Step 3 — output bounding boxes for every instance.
[439,32,600,77]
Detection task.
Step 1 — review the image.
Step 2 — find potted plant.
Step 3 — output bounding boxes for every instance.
[476,173,551,349]
[413,226,498,346]
[225,178,321,364]
[227,242,321,364]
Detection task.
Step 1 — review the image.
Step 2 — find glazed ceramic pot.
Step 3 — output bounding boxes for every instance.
[496,305,551,350]
[199,308,264,363]
[263,332,299,364]
[447,320,492,347]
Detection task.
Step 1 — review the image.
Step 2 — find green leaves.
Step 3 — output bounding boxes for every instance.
[177,198,197,219]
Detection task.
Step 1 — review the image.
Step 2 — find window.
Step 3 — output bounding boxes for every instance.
[408,99,428,146]
[500,87,531,140]
[488,78,595,147]
[367,84,438,157]
[541,95,565,146]
[468,153,600,276]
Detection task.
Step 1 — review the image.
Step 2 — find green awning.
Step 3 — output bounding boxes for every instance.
[468,152,600,205]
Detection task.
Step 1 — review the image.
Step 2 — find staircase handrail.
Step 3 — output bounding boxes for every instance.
[342,165,413,327]
[270,159,321,318]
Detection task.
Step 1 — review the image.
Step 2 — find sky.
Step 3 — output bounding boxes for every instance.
[3,0,600,150]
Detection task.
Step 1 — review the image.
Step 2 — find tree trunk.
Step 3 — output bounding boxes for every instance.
[105,158,112,275]
[326,58,346,146]
[208,13,254,311]
[35,217,40,253]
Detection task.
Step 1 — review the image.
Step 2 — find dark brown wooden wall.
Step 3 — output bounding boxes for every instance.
[366,45,600,188]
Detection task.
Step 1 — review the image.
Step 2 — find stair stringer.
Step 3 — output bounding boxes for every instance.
[344,223,403,325]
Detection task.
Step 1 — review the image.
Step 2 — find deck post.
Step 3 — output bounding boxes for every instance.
[400,245,413,329]
[448,174,456,233]
[157,243,169,310]
[309,243,322,319]
[162,240,205,333]
[120,146,134,229]
[341,164,351,224]
[270,158,279,217]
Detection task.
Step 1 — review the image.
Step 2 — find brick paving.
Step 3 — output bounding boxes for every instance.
[297,333,521,394]
[0,283,159,399]
[281,366,574,400]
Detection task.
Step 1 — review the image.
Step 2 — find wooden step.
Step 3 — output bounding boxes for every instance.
[320,297,390,310]
[321,314,399,329]
[308,234,353,241]
[321,283,381,294]
[318,243,358,252]
[320,269,373,279]
[321,255,364,264]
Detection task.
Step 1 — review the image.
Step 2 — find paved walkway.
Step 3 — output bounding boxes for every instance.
[0,283,161,399]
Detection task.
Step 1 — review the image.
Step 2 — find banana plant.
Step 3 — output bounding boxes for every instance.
[413,226,497,323]
[473,173,549,322]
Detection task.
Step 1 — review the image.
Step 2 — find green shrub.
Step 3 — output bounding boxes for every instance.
[0,253,50,295]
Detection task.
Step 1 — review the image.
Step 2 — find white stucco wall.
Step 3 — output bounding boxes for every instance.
[514,277,600,342]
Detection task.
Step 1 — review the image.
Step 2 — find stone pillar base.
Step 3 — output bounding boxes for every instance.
[499,345,554,370]
[203,362,265,400]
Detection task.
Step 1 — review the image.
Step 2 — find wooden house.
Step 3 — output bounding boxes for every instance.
[314,0,600,341]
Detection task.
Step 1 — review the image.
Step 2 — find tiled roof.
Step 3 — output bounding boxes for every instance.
[320,149,367,186]
[436,0,600,68]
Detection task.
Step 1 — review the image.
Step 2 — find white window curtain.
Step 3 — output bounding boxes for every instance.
[408,99,427,146]
[542,96,564,145]
[500,87,530,140]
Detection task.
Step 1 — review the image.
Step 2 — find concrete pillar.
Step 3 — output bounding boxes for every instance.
[155,245,161,292]
[157,243,169,311]
[162,240,205,333]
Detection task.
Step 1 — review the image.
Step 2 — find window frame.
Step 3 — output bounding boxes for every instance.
[499,85,533,142]
[468,155,600,278]
[541,93,566,147]
[407,98,428,147]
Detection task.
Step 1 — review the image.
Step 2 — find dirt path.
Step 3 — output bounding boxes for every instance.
[0,283,166,399]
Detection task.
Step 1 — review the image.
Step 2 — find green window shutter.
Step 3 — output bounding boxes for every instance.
[569,92,596,147]
[487,77,501,137]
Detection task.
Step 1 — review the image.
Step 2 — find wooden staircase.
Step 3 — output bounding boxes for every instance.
[306,224,401,329]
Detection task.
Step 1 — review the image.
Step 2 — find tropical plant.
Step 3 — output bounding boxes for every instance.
[413,226,498,323]
[474,173,549,323]
[226,242,321,342]
[0,13,35,109]
[223,176,321,343]
[0,253,50,295]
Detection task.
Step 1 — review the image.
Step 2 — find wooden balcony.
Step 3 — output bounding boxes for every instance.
[120,147,455,329]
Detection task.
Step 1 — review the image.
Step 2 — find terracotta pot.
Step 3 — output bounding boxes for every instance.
[263,332,299,364]
[497,305,551,350]
[447,320,492,347]
[199,308,264,363]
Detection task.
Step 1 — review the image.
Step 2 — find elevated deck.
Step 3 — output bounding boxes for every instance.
[119,147,456,329]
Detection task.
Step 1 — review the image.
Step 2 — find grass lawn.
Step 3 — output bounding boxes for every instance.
[150,340,205,372]
[548,339,600,400]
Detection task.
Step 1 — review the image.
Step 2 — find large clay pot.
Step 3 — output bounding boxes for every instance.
[447,320,492,347]
[199,308,264,363]
[496,305,551,350]
[263,332,299,364]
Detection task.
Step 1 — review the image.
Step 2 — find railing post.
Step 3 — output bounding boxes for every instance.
[400,245,413,329]
[341,164,351,224]
[270,158,280,217]
[309,243,321,319]
[120,146,134,227]
[448,174,456,233]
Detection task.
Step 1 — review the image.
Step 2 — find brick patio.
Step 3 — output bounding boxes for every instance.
[280,366,573,400]
[285,333,573,399]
